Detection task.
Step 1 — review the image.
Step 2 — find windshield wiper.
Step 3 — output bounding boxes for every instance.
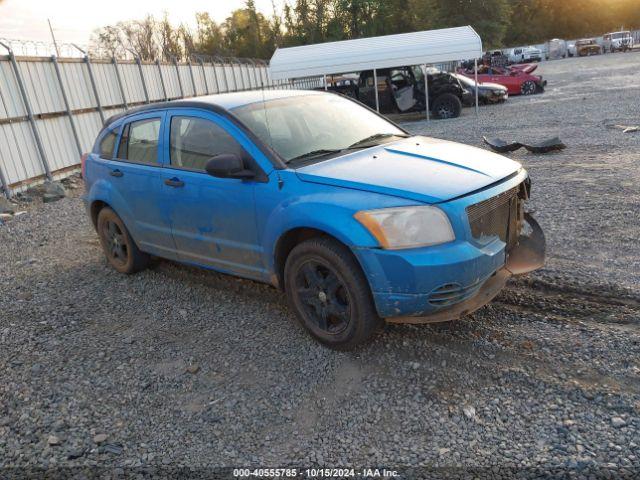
[287,149,343,163]
[348,133,410,149]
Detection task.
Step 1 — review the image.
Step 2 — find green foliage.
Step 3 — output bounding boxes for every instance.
[90,0,640,60]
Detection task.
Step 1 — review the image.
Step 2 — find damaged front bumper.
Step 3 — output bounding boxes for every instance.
[354,172,546,322]
[382,213,546,324]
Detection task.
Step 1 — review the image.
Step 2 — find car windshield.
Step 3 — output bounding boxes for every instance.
[232,94,407,164]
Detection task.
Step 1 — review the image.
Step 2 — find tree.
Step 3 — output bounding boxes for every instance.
[432,0,512,48]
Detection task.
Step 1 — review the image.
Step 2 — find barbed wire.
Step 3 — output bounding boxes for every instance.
[0,37,270,65]
[0,38,89,57]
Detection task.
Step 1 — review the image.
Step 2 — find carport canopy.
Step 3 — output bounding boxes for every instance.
[269,26,483,80]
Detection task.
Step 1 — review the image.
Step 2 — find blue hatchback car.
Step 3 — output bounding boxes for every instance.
[83,90,545,349]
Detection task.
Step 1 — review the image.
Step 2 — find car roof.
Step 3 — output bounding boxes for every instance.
[104,89,323,126]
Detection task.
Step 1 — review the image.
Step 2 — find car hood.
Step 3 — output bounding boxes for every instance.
[295,136,521,204]
[480,82,508,91]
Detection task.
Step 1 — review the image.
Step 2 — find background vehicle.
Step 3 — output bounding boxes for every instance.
[567,41,577,57]
[458,65,545,96]
[506,46,542,64]
[329,67,467,119]
[546,38,568,59]
[82,91,544,349]
[603,31,634,52]
[451,73,508,105]
[576,39,602,56]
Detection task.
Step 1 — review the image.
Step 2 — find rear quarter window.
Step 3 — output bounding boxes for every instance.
[97,127,119,158]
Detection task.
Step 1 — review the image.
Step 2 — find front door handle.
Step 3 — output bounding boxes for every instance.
[164,177,185,188]
[110,169,123,177]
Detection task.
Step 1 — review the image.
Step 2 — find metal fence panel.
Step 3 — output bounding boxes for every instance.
[142,63,163,101]
[0,59,25,118]
[59,61,95,110]
[92,61,122,107]
[37,116,79,171]
[119,62,145,104]
[0,121,43,186]
[18,60,65,115]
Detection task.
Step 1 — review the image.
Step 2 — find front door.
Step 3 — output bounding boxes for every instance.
[160,110,264,279]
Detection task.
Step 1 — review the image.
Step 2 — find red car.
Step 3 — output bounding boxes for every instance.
[458,64,546,96]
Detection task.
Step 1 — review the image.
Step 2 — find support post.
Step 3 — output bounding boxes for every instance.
[248,59,260,89]
[220,58,231,92]
[423,65,430,121]
[0,163,9,198]
[324,74,328,91]
[373,68,380,112]
[199,59,209,94]
[83,54,105,123]
[52,55,83,157]
[474,58,479,118]
[243,61,252,89]
[211,59,221,93]
[174,58,184,98]
[112,57,128,110]
[236,60,247,91]
[136,57,150,104]
[188,60,197,96]
[157,59,168,101]
[0,42,52,180]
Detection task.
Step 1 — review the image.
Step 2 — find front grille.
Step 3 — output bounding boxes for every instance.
[466,184,521,249]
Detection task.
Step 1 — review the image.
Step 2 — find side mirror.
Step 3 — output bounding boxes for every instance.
[205,153,255,180]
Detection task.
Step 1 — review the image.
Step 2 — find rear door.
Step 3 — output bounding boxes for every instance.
[160,109,264,279]
[108,112,177,258]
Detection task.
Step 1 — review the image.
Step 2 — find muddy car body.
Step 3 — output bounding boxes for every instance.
[576,39,602,56]
[83,90,545,349]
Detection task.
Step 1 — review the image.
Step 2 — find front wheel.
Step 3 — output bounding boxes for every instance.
[432,93,462,119]
[284,237,382,350]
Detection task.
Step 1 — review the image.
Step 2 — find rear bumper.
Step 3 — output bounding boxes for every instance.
[354,214,545,322]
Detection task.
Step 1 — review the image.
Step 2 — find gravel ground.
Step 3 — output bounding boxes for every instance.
[1,52,639,479]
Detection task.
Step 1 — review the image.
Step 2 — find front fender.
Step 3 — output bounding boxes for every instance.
[257,175,420,277]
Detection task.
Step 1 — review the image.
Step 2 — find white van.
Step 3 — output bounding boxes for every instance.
[506,46,542,64]
[603,31,634,52]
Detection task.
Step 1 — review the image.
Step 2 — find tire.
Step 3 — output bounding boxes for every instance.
[284,237,382,350]
[97,207,149,274]
[431,93,462,119]
[521,80,536,95]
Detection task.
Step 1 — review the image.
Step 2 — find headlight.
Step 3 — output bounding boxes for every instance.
[354,206,455,249]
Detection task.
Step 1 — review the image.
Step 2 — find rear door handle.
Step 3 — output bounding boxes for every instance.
[110,169,123,177]
[164,177,185,188]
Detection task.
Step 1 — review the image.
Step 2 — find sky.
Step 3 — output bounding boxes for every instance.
[0,0,283,47]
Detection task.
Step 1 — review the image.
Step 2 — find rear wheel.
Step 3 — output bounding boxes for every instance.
[521,80,536,95]
[284,237,382,350]
[432,93,462,119]
[97,207,149,274]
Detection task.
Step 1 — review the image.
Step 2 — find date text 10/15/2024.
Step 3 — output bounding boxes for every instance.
[233,468,399,478]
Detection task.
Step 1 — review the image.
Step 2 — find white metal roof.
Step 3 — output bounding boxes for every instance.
[269,26,482,80]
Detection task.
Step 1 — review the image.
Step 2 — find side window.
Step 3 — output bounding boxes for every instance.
[116,118,161,164]
[99,128,118,157]
[169,116,244,171]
